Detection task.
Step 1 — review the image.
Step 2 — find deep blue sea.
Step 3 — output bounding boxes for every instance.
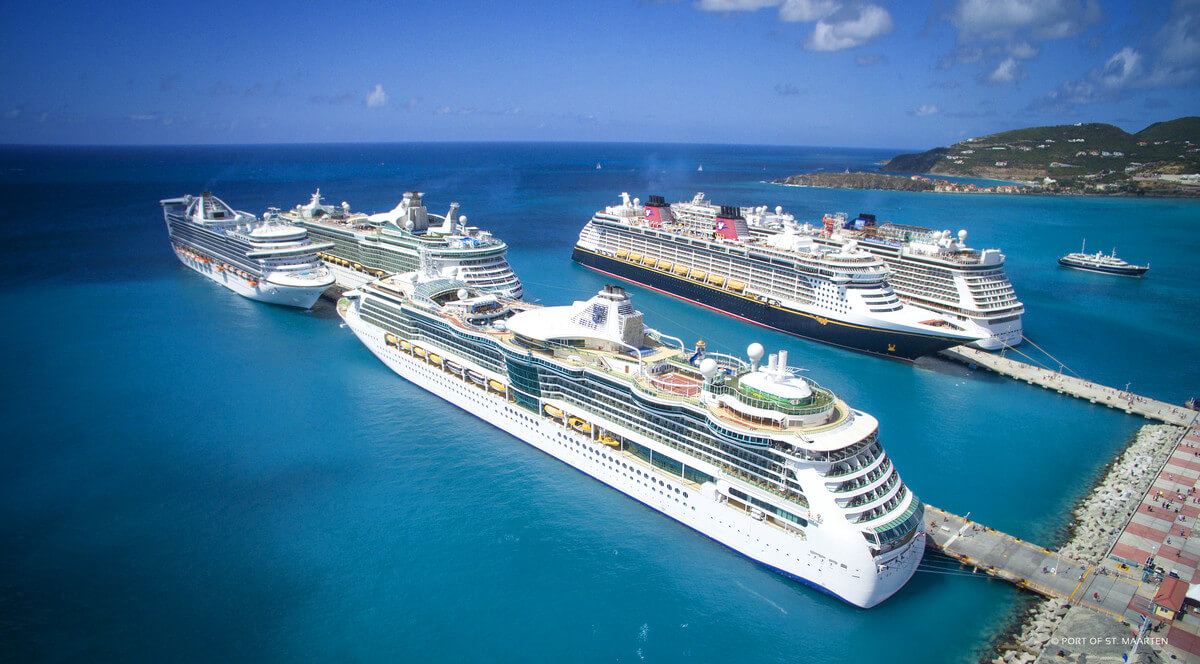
[1,143,1197,663]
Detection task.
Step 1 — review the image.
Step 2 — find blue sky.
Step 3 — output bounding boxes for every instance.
[1,0,1197,149]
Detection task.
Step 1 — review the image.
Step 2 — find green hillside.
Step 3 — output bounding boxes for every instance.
[882,117,1200,193]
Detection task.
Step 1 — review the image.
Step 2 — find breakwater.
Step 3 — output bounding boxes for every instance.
[927,424,1188,663]
[941,347,1197,427]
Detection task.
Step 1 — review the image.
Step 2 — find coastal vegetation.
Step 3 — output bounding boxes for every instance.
[881,116,1200,196]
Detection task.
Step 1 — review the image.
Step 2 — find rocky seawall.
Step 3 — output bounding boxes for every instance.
[986,424,1184,664]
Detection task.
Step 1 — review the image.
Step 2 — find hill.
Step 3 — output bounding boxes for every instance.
[882,117,1200,194]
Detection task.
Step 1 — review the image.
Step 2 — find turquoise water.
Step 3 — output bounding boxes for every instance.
[1,143,1196,663]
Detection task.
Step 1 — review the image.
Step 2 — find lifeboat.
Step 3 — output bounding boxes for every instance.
[428,353,442,366]
[658,261,673,271]
[400,339,412,351]
[643,257,657,267]
[690,269,707,281]
[413,346,427,358]
[673,265,689,276]
[629,252,643,263]
[598,434,619,447]
[543,404,564,419]
[728,280,746,292]
[466,370,486,386]
[352,263,363,271]
[568,417,592,434]
[444,359,462,373]
[385,333,399,348]
[707,274,726,287]
[616,249,629,259]
[488,379,506,392]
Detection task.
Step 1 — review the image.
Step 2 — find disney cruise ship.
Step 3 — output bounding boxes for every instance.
[572,193,981,360]
[160,192,335,308]
[338,274,926,608]
[275,190,522,298]
[746,208,1024,350]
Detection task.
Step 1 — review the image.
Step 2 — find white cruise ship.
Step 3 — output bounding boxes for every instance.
[274,190,522,298]
[746,209,1024,350]
[573,193,982,361]
[160,192,335,308]
[338,275,926,608]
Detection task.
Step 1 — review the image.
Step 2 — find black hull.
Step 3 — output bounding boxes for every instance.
[1057,258,1148,277]
[572,247,967,361]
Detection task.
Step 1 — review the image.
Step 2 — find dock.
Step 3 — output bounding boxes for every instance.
[940,345,1197,427]
[927,426,1200,662]
[926,505,1140,621]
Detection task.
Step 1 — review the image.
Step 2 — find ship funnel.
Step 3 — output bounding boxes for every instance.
[767,353,778,373]
[778,350,788,377]
[441,202,460,233]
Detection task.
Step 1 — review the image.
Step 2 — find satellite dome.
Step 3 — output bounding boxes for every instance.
[699,358,719,379]
[775,205,783,215]
[747,343,764,365]
[958,229,968,242]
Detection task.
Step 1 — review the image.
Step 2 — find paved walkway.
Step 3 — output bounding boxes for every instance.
[930,429,1200,662]
[926,506,1137,619]
[941,346,1197,426]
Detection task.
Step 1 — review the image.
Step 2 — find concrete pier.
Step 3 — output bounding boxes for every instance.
[929,426,1200,662]
[926,506,1139,620]
[940,346,1197,427]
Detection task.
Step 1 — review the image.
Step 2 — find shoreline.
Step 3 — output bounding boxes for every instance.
[769,180,1200,199]
[980,423,1185,664]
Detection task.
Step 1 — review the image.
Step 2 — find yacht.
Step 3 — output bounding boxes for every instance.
[572,193,981,361]
[1059,241,1148,277]
[338,276,926,608]
[160,192,334,308]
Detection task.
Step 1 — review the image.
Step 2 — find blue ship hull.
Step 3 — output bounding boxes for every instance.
[572,247,967,361]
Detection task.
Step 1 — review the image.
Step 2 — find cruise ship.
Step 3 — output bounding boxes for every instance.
[274,190,523,297]
[337,275,926,608]
[746,208,1024,350]
[572,193,982,361]
[160,192,335,308]
[1058,240,1149,277]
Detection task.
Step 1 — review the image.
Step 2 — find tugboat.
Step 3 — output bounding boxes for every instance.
[1058,240,1149,277]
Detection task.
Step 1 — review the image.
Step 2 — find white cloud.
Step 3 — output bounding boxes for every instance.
[951,0,1101,41]
[806,4,893,51]
[1030,47,1145,110]
[366,84,388,108]
[694,0,892,51]
[986,57,1027,83]
[778,0,837,22]
[1008,41,1039,59]
[129,114,158,121]
[943,0,1100,81]
[696,0,780,10]
[912,104,939,117]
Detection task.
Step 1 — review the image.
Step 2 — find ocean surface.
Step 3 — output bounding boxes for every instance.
[1,143,1197,663]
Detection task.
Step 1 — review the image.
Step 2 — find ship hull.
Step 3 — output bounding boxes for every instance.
[1057,258,1148,277]
[173,247,329,308]
[340,302,925,608]
[572,247,964,361]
